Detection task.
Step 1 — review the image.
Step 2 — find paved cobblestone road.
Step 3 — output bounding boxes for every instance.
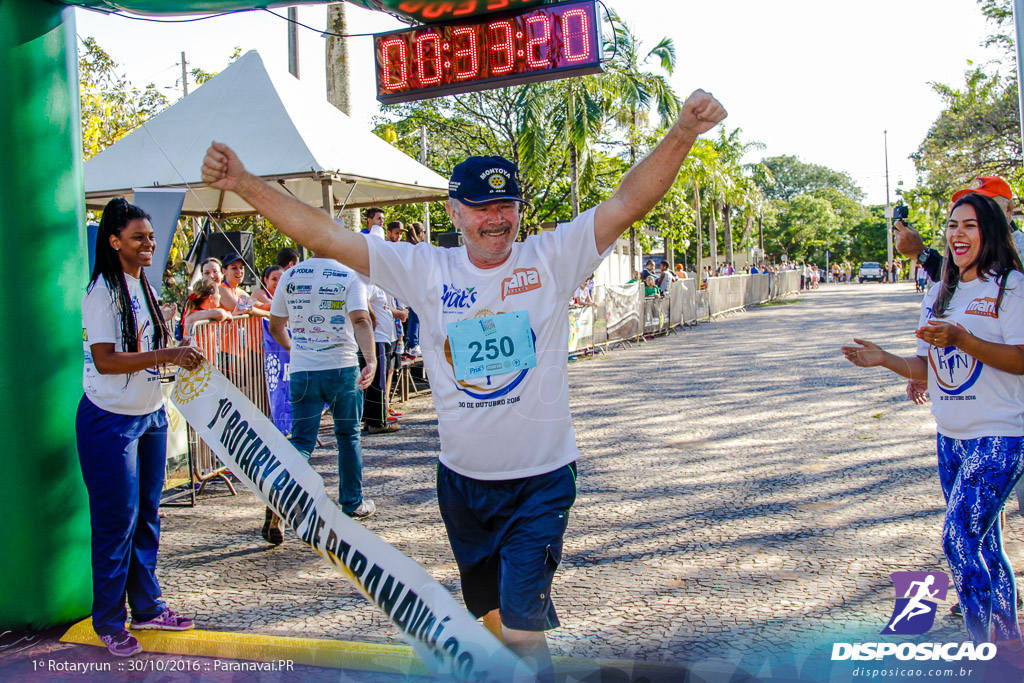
[24,282,1022,679]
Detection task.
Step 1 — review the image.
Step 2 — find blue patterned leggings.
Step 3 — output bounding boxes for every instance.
[938,434,1024,643]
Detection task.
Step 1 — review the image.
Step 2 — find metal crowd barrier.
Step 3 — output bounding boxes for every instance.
[583,272,800,354]
[186,316,271,495]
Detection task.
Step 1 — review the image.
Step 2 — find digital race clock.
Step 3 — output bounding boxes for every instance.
[374,0,603,104]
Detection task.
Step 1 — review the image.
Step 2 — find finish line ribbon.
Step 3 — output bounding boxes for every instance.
[171,361,524,681]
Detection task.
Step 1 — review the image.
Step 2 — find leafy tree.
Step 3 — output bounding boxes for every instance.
[599,13,680,267]
[766,194,841,262]
[758,155,864,202]
[848,206,890,265]
[190,46,242,86]
[79,37,168,160]
[911,0,1023,196]
[912,66,1022,195]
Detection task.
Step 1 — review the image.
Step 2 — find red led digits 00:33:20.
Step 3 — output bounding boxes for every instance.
[374,0,602,104]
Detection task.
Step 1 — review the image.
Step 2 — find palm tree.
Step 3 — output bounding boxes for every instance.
[708,128,767,266]
[519,76,605,218]
[599,12,680,271]
[679,139,726,274]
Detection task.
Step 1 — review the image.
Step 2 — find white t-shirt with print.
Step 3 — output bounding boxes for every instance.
[367,284,397,344]
[917,271,1024,439]
[270,258,368,374]
[82,274,164,415]
[366,207,612,480]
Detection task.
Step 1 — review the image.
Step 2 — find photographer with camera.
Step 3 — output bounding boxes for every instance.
[895,177,1023,283]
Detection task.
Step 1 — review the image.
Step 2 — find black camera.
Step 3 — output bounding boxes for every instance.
[893,204,909,224]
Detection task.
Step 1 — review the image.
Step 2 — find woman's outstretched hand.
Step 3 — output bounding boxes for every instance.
[841,338,887,368]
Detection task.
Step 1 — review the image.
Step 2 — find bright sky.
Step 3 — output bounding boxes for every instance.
[74,0,1004,205]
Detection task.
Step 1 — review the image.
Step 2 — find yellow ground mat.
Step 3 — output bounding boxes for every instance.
[62,618,686,679]
[61,619,428,676]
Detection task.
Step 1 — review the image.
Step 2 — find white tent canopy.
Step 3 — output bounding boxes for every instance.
[84,50,449,216]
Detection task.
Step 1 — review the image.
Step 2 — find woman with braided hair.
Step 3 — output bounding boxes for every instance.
[78,197,204,657]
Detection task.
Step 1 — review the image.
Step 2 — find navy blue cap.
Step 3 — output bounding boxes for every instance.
[448,155,526,205]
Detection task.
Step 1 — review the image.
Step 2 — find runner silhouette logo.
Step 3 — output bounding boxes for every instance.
[883,571,949,635]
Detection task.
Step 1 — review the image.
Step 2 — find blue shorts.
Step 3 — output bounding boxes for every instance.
[436,461,577,632]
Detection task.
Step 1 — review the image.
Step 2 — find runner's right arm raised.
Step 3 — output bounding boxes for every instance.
[201,142,370,276]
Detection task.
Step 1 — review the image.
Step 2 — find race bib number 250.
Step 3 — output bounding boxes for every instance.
[446,312,536,381]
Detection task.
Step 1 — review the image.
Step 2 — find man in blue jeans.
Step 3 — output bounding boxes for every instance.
[267,255,377,544]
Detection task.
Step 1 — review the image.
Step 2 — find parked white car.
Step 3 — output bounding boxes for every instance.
[858,262,884,283]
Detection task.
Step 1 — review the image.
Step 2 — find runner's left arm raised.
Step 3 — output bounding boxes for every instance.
[594,89,727,253]
[200,145,369,276]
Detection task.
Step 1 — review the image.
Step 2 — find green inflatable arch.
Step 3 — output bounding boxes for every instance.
[0,0,520,632]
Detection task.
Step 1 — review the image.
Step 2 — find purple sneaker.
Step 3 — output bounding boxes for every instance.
[100,630,142,657]
[130,608,195,631]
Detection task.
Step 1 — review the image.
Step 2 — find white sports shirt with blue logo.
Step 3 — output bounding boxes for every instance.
[82,274,163,415]
[365,207,612,480]
[270,258,368,374]
[916,270,1024,439]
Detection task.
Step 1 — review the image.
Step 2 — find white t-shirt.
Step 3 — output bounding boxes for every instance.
[658,270,674,293]
[366,207,612,480]
[367,285,397,344]
[82,274,164,415]
[916,271,1024,439]
[270,258,368,374]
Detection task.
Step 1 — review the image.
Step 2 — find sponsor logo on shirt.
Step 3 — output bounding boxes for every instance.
[500,268,542,300]
[331,315,346,325]
[319,285,341,295]
[311,326,325,333]
[286,283,312,294]
[320,300,346,310]
[442,284,478,310]
[292,267,315,275]
[292,299,311,305]
[965,297,998,318]
[322,269,349,279]
[308,315,325,324]
[928,322,983,395]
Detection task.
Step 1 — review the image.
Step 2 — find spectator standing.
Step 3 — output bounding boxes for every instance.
[179,278,230,338]
[254,265,292,438]
[201,257,224,292]
[657,260,675,296]
[361,280,400,434]
[251,265,283,311]
[402,223,424,357]
[221,253,266,318]
[897,176,1024,283]
[267,254,378,540]
[644,275,660,297]
[276,247,300,271]
[362,207,386,237]
[79,198,202,656]
[843,193,1024,649]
